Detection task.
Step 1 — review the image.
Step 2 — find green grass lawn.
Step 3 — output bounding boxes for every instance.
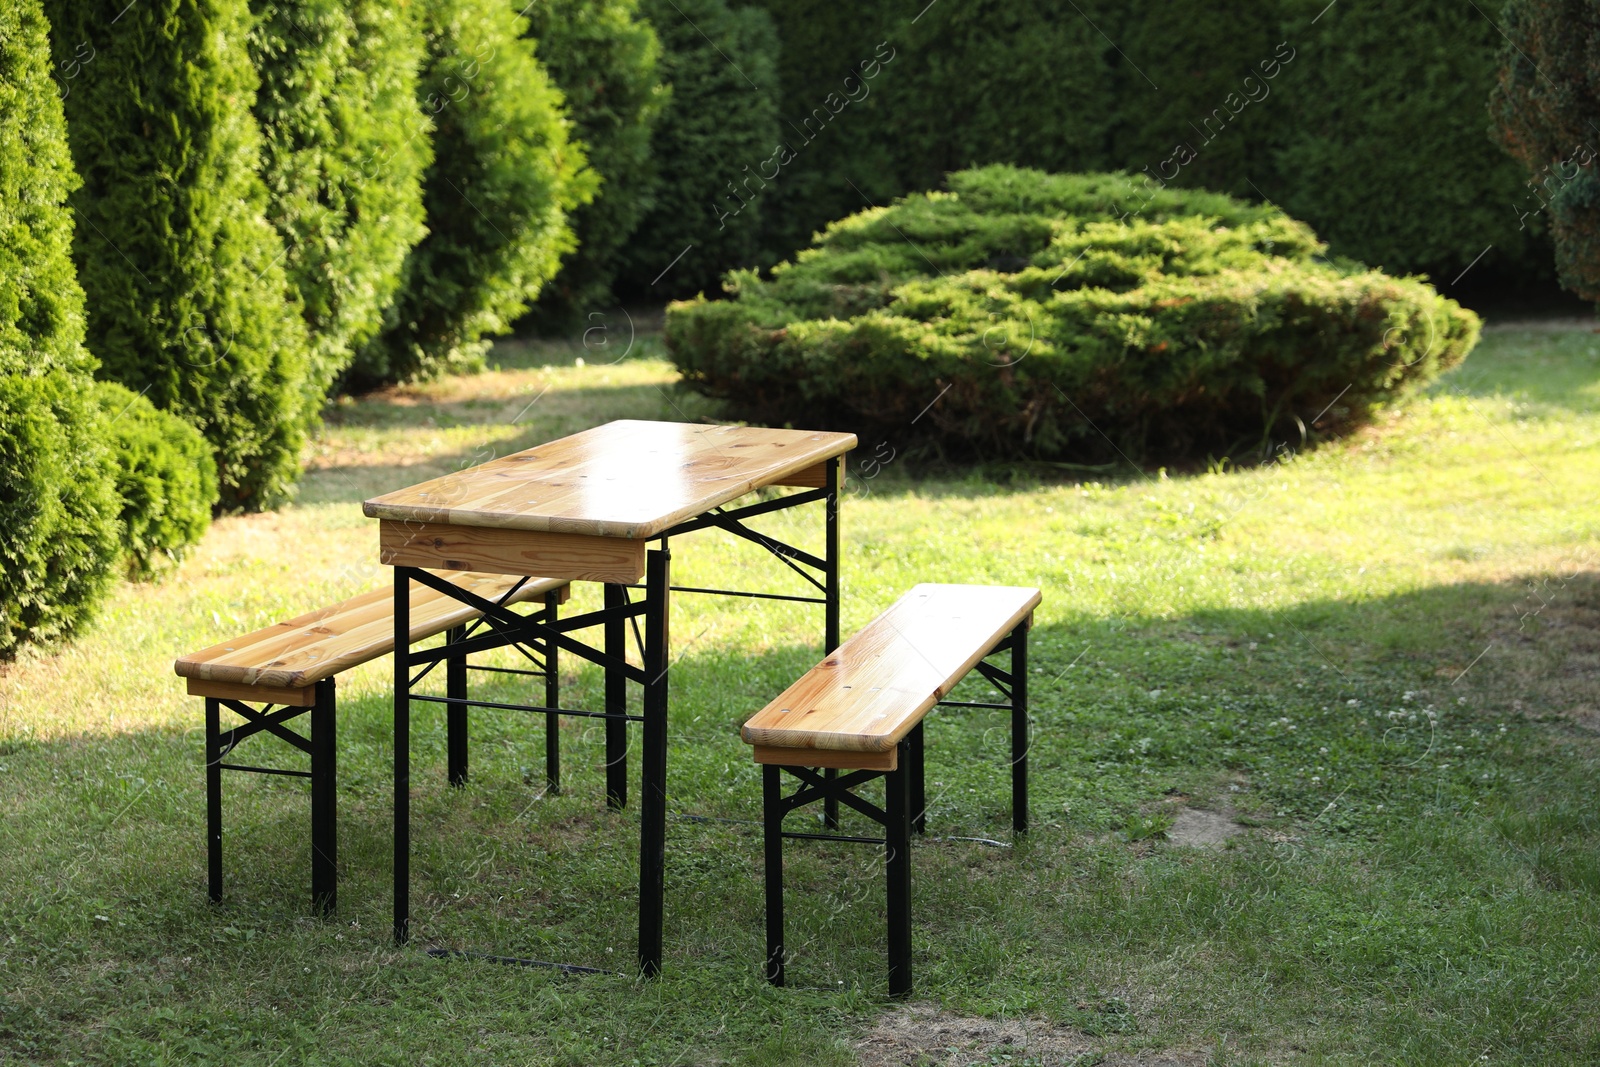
[3,318,1600,1065]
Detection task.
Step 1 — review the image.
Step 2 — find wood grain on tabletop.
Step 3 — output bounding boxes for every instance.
[362,420,856,539]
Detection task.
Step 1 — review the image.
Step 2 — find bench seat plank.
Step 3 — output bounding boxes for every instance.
[174,571,569,691]
[742,583,1040,756]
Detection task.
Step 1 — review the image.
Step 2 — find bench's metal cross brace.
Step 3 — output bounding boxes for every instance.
[759,616,1030,999]
[205,679,337,919]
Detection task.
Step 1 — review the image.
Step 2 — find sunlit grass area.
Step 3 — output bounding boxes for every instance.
[3,318,1599,1064]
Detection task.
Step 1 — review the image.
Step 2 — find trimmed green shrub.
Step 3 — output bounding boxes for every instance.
[666,166,1480,461]
[250,0,432,396]
[350,0,595,385]
[0,5,94,380]
[621,0,779,299]
[523,0,666,331]
[1,0,120,656]
[46,0,312,511]
[91,382,218,579]
[1490,0,1600,301]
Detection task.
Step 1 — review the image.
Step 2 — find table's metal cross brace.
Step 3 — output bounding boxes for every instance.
[659,466,848,828]
[661,486,833,601]
[392,548,674,977]
[391,457,844,980]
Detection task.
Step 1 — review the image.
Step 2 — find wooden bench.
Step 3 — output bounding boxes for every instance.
[742,582,1041,997]
[174,571,570,916]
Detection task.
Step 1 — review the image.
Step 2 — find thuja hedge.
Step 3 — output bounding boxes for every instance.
[250,0,432,397]
[621,0,780,299]
[91,382,217,579]
[666,167,1480,461]
[523,0,665,330]
[46,0,312,511]
[746,0,1544,288]
[0,0,118,656]
[1490,0,1600,302]
[352,0,594,384]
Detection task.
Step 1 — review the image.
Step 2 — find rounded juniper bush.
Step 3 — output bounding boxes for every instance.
[666,165,1481,463]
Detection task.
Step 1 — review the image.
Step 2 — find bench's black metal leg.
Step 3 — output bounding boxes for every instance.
[205,697,223,904]
[394,568,412,944]
[604,582,628,810]
[909,722,926,835]
[446,625,468,787]
[639,546,671,977]
[544,591,561,795]
[311,678,337,918]
[763,764,786,986]
[1011,621,1029,836]
[823,769,840,829]
[885,739,913,999]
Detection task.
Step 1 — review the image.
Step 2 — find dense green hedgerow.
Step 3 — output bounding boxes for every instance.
[0,0,120,656]
[523,0,666,332]
[351,0,594,384]
[0,3,94,381]
[748,0,1547,289]
[1273,0,1543,283]
[0,372,120,658]
[1490,0,1600,302]
[250,0,432,396]
[46,0,312,511]
[90,382,218,580]
[621,0,780,299]
[666,167,1481,462]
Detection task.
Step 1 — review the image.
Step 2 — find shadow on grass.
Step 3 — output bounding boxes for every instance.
[5,571,1600,1061]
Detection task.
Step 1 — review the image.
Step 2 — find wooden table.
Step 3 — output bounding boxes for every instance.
[364,419,856,975]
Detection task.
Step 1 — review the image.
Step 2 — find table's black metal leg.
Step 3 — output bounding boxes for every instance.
[393,567,412,944]
[763,764,786,986]
[446,625,468,787]
[604,582,628,810]
[311,678,337,918]
[885,739,913,998]
[824,458,842,830]
[1011,621,1029,836]
[639,546,671,977]
[544,591,561,795]
[825,455,841,651]
[822,769,841,830]
[909,721,926,835]
[205,697,223,903]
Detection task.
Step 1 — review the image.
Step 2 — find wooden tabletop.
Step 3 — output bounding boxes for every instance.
[363,420,856,540]
[742,584,1041,756]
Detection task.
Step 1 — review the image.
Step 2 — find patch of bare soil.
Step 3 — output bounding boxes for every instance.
[1165,806,1244,849]
[856,1003,1209,1066]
